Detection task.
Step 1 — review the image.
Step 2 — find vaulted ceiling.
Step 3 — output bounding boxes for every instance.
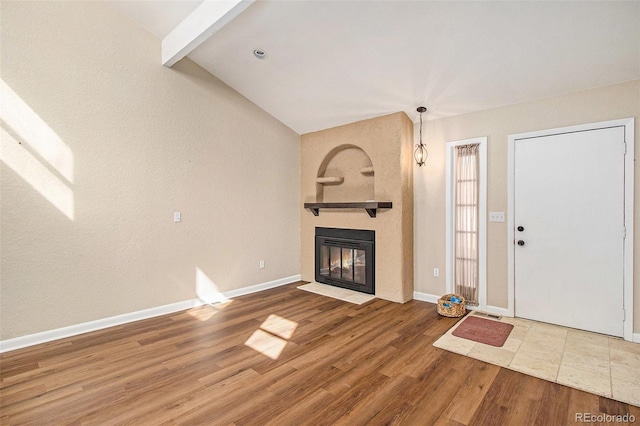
[111,0,640,134]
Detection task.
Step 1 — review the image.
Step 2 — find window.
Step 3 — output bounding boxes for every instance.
[454,144,479,305]
[446,137,487,309]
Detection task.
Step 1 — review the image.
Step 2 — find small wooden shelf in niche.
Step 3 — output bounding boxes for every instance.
[316,176,344,184]
[359,166,374,175]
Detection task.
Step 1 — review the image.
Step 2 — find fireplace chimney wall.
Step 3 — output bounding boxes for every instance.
[300,112,414,303]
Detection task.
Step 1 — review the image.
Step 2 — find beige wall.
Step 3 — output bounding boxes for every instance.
[0,1,300,340]
[300,113,414,303]
[414,79,640,332]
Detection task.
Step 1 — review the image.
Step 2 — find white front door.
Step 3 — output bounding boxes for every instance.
[514,126,625,337]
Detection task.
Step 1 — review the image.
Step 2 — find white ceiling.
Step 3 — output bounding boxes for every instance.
[112,1,640,135]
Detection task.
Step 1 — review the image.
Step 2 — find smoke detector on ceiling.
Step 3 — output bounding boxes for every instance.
[253,49,267,59]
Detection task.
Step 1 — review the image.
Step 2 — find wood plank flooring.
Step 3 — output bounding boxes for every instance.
[1,282,638,425]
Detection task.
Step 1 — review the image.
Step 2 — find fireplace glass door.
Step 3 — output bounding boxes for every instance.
[320,246,367,285]
[315,228,374,294]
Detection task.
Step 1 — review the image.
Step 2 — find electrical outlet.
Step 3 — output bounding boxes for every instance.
[433,268,439,277]
[489,212,505,222]
[173,212,181,223]
[259,260,265,269]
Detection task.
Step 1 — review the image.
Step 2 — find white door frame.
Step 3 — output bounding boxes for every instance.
[446,137,487,312]
[507,118,634,341]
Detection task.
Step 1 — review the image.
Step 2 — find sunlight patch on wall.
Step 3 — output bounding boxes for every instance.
[196,267,230,305]
[244,314,299,360]
[1,81,74,182]
[0,79,74,220]
[1,127,74,219]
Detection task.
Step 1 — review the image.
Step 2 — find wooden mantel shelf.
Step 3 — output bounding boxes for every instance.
[304,201,392,218]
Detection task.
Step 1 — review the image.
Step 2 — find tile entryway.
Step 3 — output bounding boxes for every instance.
[433,312,640,407]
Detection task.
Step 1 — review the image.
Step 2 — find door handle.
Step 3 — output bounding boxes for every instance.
[517,240,525,246]
[517,226,525,232]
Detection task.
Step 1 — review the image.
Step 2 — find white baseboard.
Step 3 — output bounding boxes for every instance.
[0,299,204,354]
[412,291,440,304]
[223,275,300,299]
[0,274,301,354]
[412,292,513,318]
[633,333,640,343]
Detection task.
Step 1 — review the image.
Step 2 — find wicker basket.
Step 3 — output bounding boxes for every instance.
[437,294,466,317]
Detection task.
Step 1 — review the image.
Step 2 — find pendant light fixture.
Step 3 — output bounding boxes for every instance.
[414,106,428,167]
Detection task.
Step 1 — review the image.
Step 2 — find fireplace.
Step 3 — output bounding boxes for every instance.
[315,227,375,294]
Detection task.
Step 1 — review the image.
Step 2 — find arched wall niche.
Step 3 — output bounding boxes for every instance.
[315,144,375,202]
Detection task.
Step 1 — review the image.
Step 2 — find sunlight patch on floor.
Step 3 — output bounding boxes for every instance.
[260,314,298,340]
[244,314,299,360]
[244,329,288,360]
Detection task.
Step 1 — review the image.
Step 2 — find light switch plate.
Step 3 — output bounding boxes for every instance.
[489,212,505,222]
[173,212,181,223]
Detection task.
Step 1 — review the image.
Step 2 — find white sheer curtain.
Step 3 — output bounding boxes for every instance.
[454,144,479,305]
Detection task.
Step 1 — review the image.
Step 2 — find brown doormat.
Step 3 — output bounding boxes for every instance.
[452,315,514,347]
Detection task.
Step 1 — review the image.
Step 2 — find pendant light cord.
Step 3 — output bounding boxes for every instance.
[419,110,423,146]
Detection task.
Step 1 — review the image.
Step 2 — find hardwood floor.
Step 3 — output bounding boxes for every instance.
[1,282,638,425]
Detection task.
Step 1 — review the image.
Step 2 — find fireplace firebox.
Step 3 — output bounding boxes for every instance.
[315,227,375,294]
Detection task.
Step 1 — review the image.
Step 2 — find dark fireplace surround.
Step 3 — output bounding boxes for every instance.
[315,227,375,294]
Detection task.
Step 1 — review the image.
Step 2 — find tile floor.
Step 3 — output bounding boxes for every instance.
[433,312,640,407]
